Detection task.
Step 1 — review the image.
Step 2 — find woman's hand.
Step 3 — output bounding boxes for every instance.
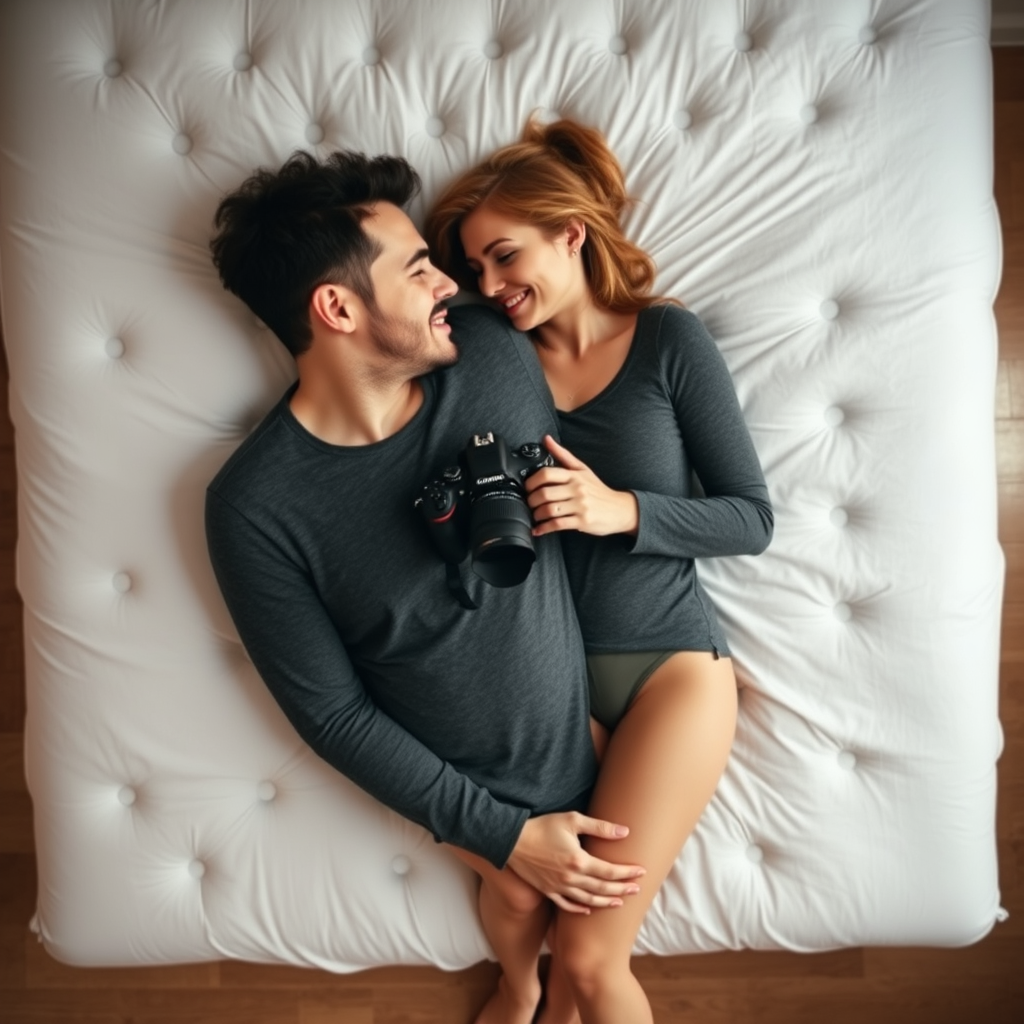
[525,435,639,537]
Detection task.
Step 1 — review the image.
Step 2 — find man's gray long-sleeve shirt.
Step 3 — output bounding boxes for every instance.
[205,305,596,869]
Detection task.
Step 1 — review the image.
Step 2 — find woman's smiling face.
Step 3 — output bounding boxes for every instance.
[459,204,582,331]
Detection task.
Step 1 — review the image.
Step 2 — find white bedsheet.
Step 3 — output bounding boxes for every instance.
[0,0,1005,969]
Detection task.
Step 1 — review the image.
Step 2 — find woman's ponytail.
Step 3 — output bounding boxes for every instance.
[523,118,629,218]
[425,116,674,314]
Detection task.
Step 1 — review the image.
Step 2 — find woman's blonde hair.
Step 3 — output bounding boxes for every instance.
[425,117,670,313]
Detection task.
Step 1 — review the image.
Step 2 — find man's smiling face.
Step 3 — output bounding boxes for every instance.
[362,201,460,374]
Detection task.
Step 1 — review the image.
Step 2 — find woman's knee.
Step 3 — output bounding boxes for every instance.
[553,919,627,997]
[482,871,546,918]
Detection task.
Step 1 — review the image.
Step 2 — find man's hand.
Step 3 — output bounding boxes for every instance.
[506,812,646,914]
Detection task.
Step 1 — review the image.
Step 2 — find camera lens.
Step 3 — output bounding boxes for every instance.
[469,491,536,587]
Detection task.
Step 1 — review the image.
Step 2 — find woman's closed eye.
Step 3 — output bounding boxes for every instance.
[467,252,514,277]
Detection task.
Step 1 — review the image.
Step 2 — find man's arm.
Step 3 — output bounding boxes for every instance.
[206,488,527,867]
[206,489,646,901]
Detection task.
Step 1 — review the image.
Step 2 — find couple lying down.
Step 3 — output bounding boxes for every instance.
[205,117,773,1024]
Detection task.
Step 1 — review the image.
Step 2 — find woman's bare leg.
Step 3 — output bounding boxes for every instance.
[539,927,582,1024]
[589,715,610,763]
[448,845,551,1024]
[539,716,610,1024]
[549,652,737,1024]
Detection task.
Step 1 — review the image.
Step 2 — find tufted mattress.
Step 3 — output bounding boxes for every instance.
[0,0,1006,970]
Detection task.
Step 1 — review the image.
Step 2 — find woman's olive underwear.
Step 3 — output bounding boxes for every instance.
[585,650,678,731]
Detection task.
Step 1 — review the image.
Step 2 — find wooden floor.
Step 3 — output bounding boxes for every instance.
[2,47,1024,1024]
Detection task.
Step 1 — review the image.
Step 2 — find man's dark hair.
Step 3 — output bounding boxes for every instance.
[210,150,421,356]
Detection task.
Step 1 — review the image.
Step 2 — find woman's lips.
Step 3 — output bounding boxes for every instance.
[502,289,530,315]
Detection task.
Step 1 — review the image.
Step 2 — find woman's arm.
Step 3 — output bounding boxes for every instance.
[526,308,773,556]
[630,307,773,558]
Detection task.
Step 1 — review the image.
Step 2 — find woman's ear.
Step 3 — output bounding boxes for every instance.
[310,283,359,334]
[565,218,587,256]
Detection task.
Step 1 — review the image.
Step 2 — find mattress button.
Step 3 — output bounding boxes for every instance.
[823,405,845,428]
[819,299,839,320]
[829,507,849,528]
[112,572,133,594]
[609,35,628,56]
[833,602,853,623]
[188,859,206,880]
[118,785,137,806]
[800,104,819,125]
[837,750,857,770]
[674,109,692,131]
[172,133,193,156]
[233,52,253,72]
[105,337,125,359]
[426,116,446,139]
[391,855,412,876]
[256,781,277,802]
[305,124,325,145]
[745,844,764,864]
[362,45,381,66]
[734,31,753,53]
[859,26,878,45]
[103,58,123,79]
[484,40,503,60]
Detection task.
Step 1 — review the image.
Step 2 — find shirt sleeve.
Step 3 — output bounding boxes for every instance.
[630,307,774,559]
[205,488,529,869]
[448,302,562,438]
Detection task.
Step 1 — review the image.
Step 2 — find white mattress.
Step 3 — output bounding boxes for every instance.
[0,0,1005,969]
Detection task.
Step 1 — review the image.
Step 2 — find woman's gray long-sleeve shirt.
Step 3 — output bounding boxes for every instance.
[557,304,773,655]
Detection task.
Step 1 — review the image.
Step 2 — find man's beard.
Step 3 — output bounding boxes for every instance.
[367,305,458,380]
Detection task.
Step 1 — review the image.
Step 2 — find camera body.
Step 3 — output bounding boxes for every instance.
[415,432,554,588]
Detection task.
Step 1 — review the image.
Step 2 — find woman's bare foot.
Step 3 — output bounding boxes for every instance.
[474,972,542,1024]
[535,972,581,1024]
[536,1000,581,1024]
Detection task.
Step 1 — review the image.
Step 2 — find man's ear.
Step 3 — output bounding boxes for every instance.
[310,283,360,334]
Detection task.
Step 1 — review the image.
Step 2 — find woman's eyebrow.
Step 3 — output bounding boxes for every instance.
[482,237,513,255]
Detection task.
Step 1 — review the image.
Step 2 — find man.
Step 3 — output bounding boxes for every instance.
[205,151,643,1024]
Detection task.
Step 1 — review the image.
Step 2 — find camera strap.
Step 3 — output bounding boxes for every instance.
[446,562,479,611]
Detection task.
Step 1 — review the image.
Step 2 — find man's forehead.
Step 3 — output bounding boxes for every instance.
[364,202,424,258]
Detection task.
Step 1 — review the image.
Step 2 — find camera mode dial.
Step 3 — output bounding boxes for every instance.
[429,488,451,513]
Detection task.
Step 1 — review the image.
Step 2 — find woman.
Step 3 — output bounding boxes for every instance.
[425,119,773,1024]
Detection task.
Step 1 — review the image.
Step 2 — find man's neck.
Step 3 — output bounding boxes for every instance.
[289,368,424,447]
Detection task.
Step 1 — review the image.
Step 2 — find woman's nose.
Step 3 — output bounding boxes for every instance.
[480,265,503,297]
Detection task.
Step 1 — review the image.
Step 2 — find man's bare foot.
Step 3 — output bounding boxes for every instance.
[474,972,542,1024]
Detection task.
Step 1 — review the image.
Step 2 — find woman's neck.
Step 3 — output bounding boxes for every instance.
[533,298,636,357]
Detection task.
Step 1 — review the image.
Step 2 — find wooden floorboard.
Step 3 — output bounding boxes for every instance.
[1,44,1022,1024]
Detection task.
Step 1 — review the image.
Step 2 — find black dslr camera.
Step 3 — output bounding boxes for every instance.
[415,432,555,590]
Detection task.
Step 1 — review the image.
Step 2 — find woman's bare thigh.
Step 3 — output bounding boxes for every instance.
[558,651,737,956]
